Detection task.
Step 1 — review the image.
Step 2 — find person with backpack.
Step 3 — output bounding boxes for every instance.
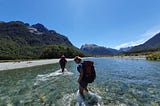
[74,56,96,99]
[59,55,67,72]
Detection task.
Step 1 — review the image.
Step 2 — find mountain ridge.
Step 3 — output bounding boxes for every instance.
[129,32,160,52]
[0,21,84,59]
[80,44,119,56]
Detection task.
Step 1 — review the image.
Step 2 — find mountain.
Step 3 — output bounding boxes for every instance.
[30,23,73,46]
[129,32,160,52]
[80,44,119,56]
[119,47,132,52]
[0,21,84,59]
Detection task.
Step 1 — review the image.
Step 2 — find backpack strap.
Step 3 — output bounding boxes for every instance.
[77,64,83,73]
[76,63,86,80]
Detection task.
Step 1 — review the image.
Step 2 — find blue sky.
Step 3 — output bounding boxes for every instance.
[0,0,160,49]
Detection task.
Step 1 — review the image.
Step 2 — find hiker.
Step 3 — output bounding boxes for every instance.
[74,56,96,99]
[74,56,89,99]
[59,55,67,72]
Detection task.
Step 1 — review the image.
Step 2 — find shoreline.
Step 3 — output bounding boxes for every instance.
[0,56,146,71]
[113,55,146,60]
[0,59,73,71]
[90,55,146,60]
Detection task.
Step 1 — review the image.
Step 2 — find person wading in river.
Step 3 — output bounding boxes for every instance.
[74,56,89,99]
[74,56,96,99]
[59,55,67,72]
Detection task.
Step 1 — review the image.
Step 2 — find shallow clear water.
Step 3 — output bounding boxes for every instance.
[0,58,160,106]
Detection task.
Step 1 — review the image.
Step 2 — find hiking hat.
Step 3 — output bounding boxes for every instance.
[74,56,82,61]
[61,55,65,58]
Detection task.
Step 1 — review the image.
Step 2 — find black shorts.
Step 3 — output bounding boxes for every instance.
[79,80,88,88]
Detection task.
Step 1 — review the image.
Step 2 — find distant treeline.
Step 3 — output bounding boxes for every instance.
[0,44,85,60]
[122,48,160,56]
[119,49,160,61]
[40,45,85,59]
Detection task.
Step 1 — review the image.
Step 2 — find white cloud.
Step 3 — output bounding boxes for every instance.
[140,26,160,40]
[115,40,144,50]
[115,26,160,50]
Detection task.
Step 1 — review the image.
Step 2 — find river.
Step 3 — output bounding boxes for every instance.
[0,57,160,106]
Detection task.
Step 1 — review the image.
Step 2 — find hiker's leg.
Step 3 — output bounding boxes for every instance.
[84,83,88,92]
[79,85,84,98]
[61,65,64,72]
[62,67,64,72]
[84,87,88,92]
[61,64,65,72]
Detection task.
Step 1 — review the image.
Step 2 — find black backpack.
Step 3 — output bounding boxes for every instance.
[82,61,96,83]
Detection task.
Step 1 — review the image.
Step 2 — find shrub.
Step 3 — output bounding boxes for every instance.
[146,52,160,61]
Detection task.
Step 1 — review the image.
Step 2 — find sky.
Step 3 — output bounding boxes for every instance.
[0,0,160,49]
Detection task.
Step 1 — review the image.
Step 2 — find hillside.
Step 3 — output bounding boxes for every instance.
[0,21,85,59]
[129,32,160,53]
[80,44,119,56]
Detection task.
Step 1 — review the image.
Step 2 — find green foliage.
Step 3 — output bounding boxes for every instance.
[40,45,85,59]
[0,21,85,59]
[123,48,160,56]
[0,54,16,60]
[0,44,43,59]
[146,52,160,61]
[129,48,160,54]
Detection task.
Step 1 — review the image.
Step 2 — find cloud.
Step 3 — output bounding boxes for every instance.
[115,40,144,50]
[115,26,160,50]
[140,26,160,40]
